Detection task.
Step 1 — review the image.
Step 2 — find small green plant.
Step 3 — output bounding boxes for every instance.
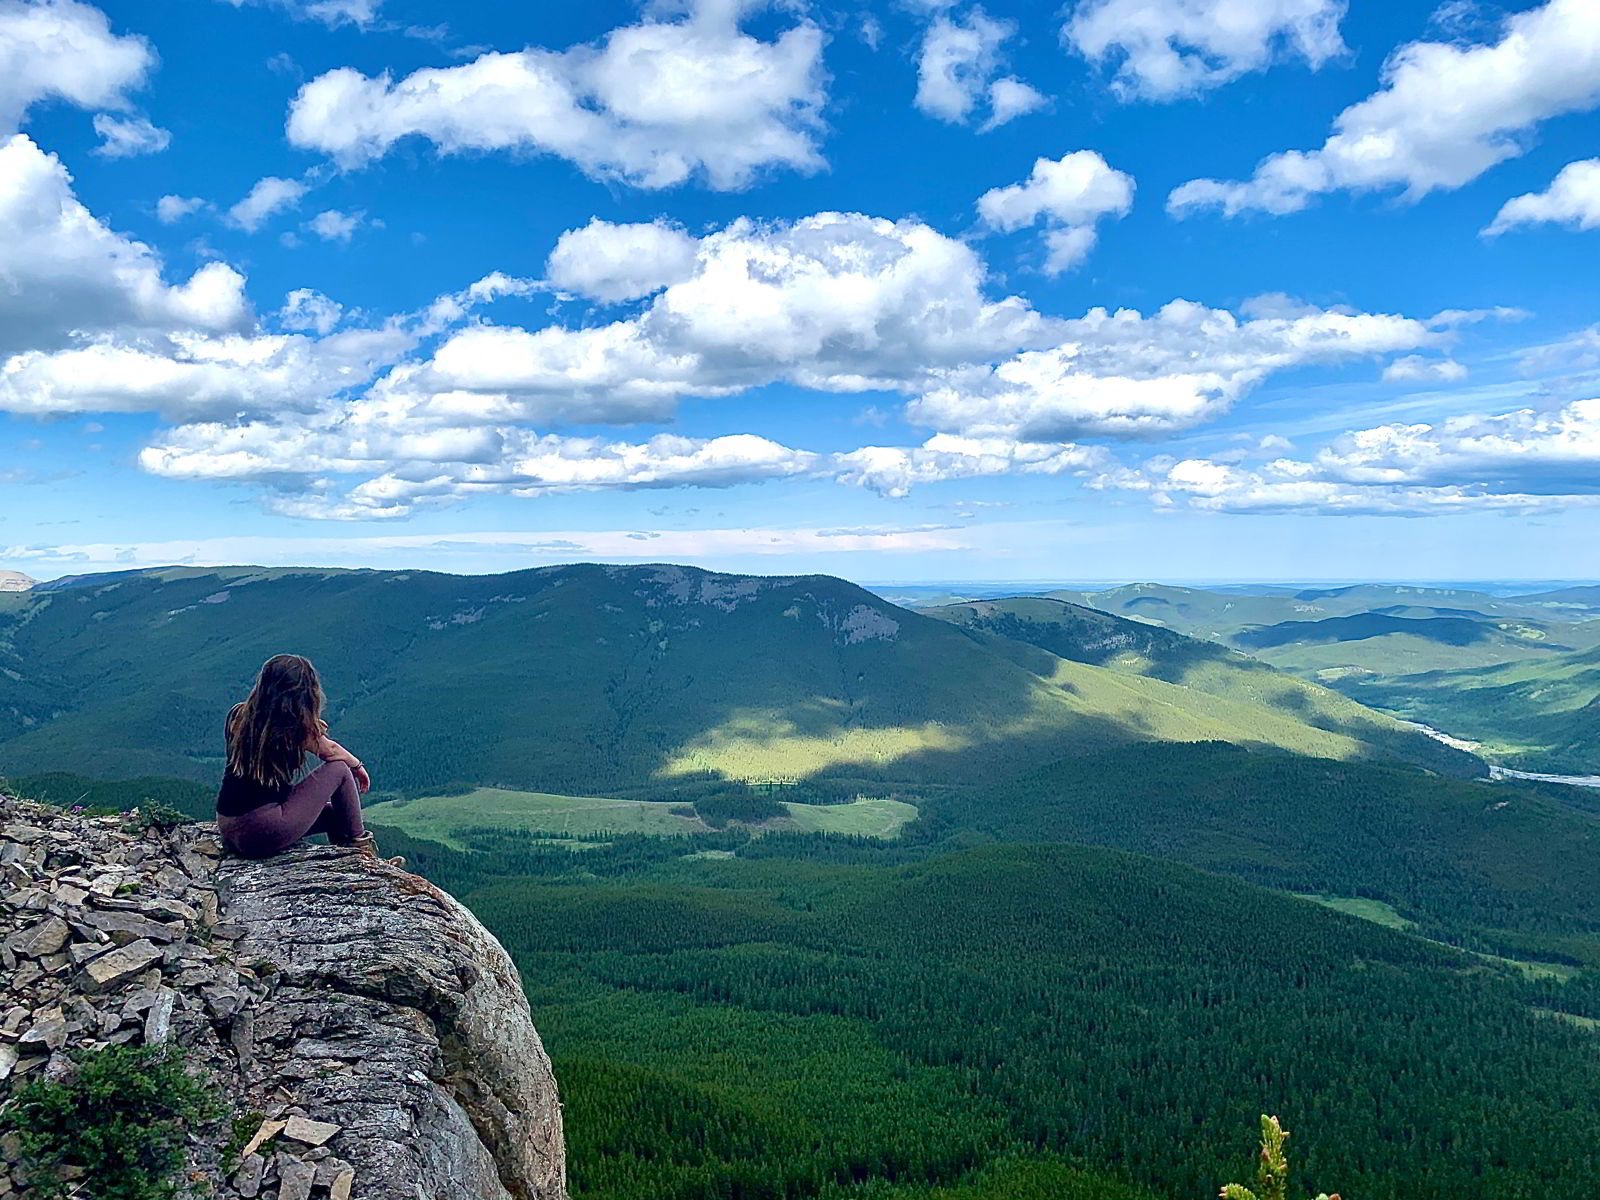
[124,801,193,831]
[220,1111,265,1175]
[1220,1115,1340,1200]
[3,1043,223,1200]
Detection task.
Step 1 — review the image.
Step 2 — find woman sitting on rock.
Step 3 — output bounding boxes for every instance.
[217,653,400,864]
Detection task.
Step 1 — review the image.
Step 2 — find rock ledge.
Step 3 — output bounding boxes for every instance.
[0,793,566,1200]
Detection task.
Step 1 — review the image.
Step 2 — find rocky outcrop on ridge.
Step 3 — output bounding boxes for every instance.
[0,793,566,1200]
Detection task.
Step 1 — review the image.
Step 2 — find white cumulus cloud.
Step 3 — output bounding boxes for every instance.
[156,194,206,224]
[546,218,700,303]
[907,300,1435,441]
[279,289,343,336]
[0,327,412,421]
[219,0,381,27]
[1102,396,1600,515]
[91,113,170,157]
[285,0,826,190]
[0,0,153,133]
[1485,158,1600,236]
[306,209,363,242]
[227,176,309,232]
[915,8,1045,130]
[977,151,1135,272]
[140,425,821,520]
[0,134,250,355]
[1381,355,1468,384]
[1067,0,1346,100]
[832,435,1107,498]
[1169,0,1600,217]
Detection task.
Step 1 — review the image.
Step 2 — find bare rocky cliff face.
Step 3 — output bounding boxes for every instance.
[0,793,566,1200]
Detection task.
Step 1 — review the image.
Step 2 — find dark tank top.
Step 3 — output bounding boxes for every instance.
[215,703,292,818]
[215,771,290,818]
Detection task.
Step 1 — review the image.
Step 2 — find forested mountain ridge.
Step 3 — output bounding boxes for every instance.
[1347,643,1600,773]
[921,595,1470,770]
[0,563,1475,791]
[927,740,1600,965]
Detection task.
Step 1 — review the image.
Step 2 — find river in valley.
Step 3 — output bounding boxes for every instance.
[1401,720,1600,789]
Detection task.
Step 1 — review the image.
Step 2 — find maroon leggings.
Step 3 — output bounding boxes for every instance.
[219,760,365,859]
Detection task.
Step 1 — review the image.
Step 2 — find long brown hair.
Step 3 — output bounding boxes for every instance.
[226,654,324,788]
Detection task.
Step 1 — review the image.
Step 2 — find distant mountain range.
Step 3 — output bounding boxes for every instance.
[0,563,1476,794]
[0,571,35,593]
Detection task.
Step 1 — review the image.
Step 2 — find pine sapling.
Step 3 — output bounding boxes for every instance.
[1220,1115,1340,1200]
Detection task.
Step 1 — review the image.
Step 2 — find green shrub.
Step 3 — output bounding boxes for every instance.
[3,1044,222,1200]
[124,801,194,831]
[1221,1116,1339,1200]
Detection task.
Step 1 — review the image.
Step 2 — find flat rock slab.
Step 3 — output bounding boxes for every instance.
[79,939,163,991]
[6,916,70,958]
[282,1115,341,1146]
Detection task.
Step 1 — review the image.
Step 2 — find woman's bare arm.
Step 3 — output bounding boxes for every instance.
[311,727,372,793]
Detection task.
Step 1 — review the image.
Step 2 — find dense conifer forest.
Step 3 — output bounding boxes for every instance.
[358,807,1600,1200]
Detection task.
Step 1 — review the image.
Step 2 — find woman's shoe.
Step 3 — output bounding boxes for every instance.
[348,831,406,869]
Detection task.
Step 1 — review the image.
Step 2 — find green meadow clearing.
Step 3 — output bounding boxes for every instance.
[364,786,918,849]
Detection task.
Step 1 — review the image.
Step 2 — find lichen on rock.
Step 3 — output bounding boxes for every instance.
[0,792,566,1200]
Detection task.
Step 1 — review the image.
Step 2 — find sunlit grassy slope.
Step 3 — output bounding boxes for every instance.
[922,596,1479,771]
[364,786,919,848]
[0,563,1475,791]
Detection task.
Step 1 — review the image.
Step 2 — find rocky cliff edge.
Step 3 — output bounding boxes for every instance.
[0,792,566,1200]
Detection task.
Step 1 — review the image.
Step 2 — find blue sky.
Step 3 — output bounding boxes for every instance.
[2,0,1599,583]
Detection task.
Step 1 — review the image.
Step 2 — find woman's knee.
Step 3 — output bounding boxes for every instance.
[312,759,356,787]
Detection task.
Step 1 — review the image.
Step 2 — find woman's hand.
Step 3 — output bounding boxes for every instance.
[351,762,372,794]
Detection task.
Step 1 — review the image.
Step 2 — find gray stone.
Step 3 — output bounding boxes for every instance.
[143,988,176,1045]
[19,1007,71,1050]
[79,909,182,944]
[68,940,108,965]
[223,844,566,1199]
[282,1115,341,1146]
[276,1154,316,1200]
[5,915,69,958]
[50,883,88,907]
[79,939,163,991]
[237,1118,286,1160]
[233,1153,265,1198]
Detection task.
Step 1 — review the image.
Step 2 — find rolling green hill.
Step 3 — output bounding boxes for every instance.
[1239,613,1600,678]
[929,740,1600,964]
[0,563,1475,793]
[1028,582,1600,682]
[921,596,1474,767]
[1345,644,1600,773]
